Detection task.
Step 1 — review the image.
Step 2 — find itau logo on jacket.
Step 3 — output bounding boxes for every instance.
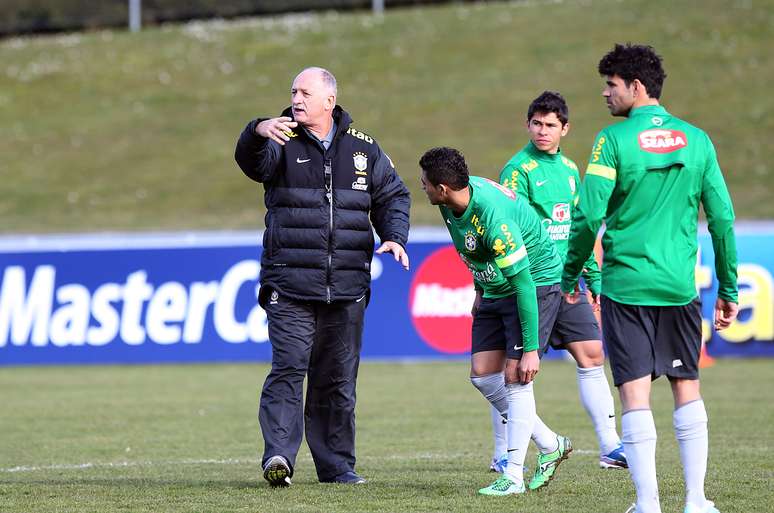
[409,246,474,354]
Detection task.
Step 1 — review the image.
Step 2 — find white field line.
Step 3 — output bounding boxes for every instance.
[0,450,597,474]
[1,458,260,473]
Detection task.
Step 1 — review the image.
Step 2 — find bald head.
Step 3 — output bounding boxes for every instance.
[295,67,337,96]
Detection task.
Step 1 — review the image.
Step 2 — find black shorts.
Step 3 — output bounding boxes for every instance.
[601,296,702,387]
[548,293,601,349]
[471,284,562,360]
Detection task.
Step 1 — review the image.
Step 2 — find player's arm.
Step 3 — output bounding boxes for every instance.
[580,253,602,298]
[562,130,617,294]
[370,145,411,269]
[700,135,739,328]
[488,220,539,352]
[571,169,602,298]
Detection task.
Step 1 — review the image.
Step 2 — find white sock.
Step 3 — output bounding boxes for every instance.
[531,414,559,454]
[470,373,508,416]
[622,409,661,513]
[490,405,507,460]
[576,365,621,455]
[504,382,535,485]
[674,400,709,508]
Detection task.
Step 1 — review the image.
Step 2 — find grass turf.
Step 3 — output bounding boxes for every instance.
[0,0,772,234]
[1,359,771,512]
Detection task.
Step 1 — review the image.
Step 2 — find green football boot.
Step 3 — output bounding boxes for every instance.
[528,435,572,491]
[478,475,526,496]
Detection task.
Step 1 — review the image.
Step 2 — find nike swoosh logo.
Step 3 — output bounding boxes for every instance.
[356,295,366,303]
[513,345,523,351]
[536,180,548,186]
[296,157,311,163]
[446,219,451,224]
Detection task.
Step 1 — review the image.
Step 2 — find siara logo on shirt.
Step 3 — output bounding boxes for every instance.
[638,129,688,153]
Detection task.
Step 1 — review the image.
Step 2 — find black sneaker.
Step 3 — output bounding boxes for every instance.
[321,471,366,484]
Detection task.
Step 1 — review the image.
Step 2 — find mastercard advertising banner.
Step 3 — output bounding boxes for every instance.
[0,225,772,366]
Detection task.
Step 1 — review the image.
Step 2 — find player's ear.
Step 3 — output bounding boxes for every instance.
[561,122,570,137]
[631,78,645,98]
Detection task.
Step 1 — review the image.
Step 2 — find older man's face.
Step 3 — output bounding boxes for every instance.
[290,70,334,127]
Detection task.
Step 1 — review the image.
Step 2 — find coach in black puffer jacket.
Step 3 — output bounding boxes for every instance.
[234,67,410,487]
[235,104,409,303]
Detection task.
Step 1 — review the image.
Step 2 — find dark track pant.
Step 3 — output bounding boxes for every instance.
[259,291,366,481]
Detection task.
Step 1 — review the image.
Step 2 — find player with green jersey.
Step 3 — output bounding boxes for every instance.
[419,147,571,497]
[562,44,738,513]
[491,92,626,478]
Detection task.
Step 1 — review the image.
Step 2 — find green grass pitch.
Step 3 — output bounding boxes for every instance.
[1,359,771,512]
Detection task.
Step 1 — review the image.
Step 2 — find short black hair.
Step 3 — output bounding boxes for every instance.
[527,91,569,125]
[419,147,469,191]
[598,43,667,99]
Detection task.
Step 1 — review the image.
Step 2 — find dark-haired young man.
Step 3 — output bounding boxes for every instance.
[489,91,625,479]
[562,44,738,513]
[420,147,571,496]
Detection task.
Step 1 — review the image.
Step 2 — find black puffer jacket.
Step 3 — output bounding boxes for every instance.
[235,106,411,303]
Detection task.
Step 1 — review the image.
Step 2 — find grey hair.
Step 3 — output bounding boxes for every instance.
[300,66,337,96]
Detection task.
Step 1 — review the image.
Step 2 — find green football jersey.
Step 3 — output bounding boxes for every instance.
[440,175,563,299]
[500,141,602,295]
[562,105,738,305]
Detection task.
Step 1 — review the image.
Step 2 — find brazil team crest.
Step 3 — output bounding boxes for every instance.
[353,152,368,172]
[464,231,477,251]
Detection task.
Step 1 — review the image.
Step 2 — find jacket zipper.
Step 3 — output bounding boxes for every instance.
[324,157,333,304]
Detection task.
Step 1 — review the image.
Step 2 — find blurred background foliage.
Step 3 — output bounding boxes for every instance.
[0,0,449,35]
[1,0,772,233]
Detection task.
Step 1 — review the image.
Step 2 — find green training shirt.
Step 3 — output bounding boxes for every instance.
[500,141,602,295]
[562,105,738,305]
[440,176,563,297]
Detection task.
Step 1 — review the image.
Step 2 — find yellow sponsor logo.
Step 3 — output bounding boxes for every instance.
[493,239,506,256]
[591,136,606,163]
[470,214,485,235]
[520,159,538,173]
[502,170,519,191]
[500,224,516,252]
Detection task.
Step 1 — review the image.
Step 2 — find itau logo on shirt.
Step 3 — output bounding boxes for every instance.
[409,246,474,354]
[638,129,687,153]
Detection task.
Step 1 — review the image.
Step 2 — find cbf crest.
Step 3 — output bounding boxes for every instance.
[464,231,477,252]
[353,152,368,172]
